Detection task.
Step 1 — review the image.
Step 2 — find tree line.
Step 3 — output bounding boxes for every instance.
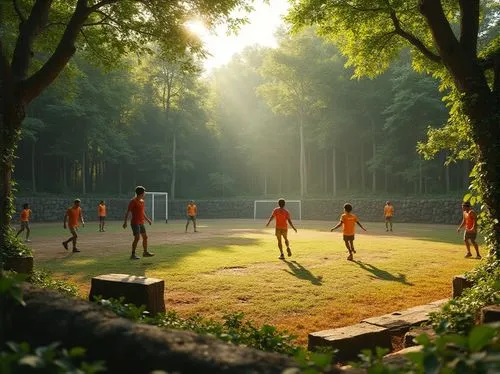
[13,28,469,199]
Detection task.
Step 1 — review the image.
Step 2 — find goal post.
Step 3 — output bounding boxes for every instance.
[145,192,168,223]
[254,200,302,221]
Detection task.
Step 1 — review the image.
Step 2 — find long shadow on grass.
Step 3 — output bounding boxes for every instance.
[282,260,323,286]
[353,260,413,286]
[43,236,263,286]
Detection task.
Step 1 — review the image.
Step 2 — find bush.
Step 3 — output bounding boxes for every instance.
[28,269,80,298]
[0,342,106,373]
[430,258,500,334]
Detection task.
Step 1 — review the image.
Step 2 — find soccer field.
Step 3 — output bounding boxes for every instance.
[27,219,480,345]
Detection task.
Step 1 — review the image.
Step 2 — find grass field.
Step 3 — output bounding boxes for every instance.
[26,219,481,345]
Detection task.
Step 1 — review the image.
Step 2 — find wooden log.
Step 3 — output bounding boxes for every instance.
[452,275,473,298]
[89,273,165,315]
[3,256,34,274]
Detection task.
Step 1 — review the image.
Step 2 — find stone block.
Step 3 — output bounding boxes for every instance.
[403,325,436,348]
[89,273,165,315]
[481,305,500,324]
[361,299,447,332]
[382,345,422,368]
[308,322,392,362]
[452,275,473,298]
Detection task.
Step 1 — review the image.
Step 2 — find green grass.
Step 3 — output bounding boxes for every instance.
[28,219,481,345]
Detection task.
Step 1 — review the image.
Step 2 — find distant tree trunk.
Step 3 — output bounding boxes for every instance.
[372,140,376,193]
[62,156,67,191]
[279,169,282,194]
[384,166,388,193]
[360,145,365,192]
[118,163,123,195]
[345,151,350,190]
[324,149,328,193]
[170,132,176,200]
[419,161,423,194]
[31,141,36,193]
[299,120,306,197]
[445,164,450,193]
[463,159,470,189]
[82,149,86,195]
[264,171,268,196]
[332,146,337,197]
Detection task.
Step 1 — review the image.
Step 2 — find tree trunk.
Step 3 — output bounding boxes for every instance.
[82,148,86,195]
[345,151,350,190]
[324,149,328,193]
[360,145,365,192]
[0,98,25,256]
[170,132,176,200]
[264,171,268,196]
[419,161,423,194]
[31,141,36,194]
[372,139,376,193]
[299,121,306,197]
[332,146,337,197]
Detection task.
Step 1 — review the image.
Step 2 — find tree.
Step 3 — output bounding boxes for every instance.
[0,0,252,257]
[288,0,500,250]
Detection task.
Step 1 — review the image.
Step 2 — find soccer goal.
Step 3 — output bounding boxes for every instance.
[145,192,168,223]
[253,200,302,221]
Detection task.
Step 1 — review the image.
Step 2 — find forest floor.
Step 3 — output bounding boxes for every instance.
[27,219,480,346]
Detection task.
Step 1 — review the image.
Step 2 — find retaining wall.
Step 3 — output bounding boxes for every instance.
[13,198,463,224]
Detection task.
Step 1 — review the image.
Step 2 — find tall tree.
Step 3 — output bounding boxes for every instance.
[289,0,500,249]
[0,0,252,257]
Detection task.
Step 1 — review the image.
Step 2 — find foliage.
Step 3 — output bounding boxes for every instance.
[355,324,500,373]
[0,342,106,374]
[95,297,298,355]
[430,259,500,334]
[27,269,80,298]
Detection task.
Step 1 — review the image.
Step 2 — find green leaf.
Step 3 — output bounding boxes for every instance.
[463,193,472,202]
[468,325,496,352]
[18,355,44,368]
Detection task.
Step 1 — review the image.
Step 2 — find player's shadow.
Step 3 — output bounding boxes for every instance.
[353,260,413,286]
[283,260,323,286]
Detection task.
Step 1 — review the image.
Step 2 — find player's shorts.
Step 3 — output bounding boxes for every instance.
[464,231,477,240]
[275,228,288,238]
[131,224,146,236]
[20,221,30,230]
[385,216,393,222]
[99,216,106,222]
[187,215,196,222]
[343,235,355,241]
[69,226,78,235]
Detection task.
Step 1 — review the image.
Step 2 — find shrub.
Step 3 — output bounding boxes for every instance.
[28,269,80,298]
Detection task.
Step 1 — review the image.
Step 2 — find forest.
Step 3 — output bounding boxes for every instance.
[13,27,470,199]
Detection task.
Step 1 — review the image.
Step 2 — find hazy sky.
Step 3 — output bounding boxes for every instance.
[189,0,290,72]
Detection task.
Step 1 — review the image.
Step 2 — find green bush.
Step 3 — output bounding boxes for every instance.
[0,342,106,373]
[28,269,80,298]
[430,259,500,334]
[95,297,298,355]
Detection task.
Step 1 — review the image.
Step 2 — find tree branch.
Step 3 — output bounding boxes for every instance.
[21,0,92,103]
[0,41,13,85]
[12,0,26,22]
[89,0,119,12]
[11,0,53,80]
[458,0,479,57]
[388,7,441,63]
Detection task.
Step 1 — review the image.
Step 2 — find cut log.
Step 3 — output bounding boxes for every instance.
[89,273,165,315]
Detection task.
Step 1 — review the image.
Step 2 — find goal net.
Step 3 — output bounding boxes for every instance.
[254,200,302,221]
[145,192,168,223]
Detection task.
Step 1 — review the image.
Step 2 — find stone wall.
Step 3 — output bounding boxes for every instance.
[13,197,463,224]
[5,285,298,374]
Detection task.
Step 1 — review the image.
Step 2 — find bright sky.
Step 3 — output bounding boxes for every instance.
[187,0,290,72]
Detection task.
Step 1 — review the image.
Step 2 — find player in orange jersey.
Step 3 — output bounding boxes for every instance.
[384,201,394,232]
[331,203,367,261]
[98,200,107,232]
[266,198,298,260]
[123,186,154,260]
[16,203,32,242]
[185,200,197,233]
[457,201,481,259]
[63,199,85,253]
